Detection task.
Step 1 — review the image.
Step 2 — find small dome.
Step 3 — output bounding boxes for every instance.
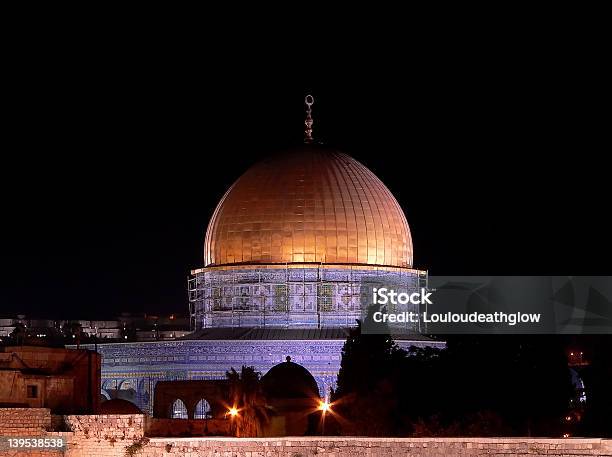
[98,399,142,415]
[204,144,413,268]
[262,357,320,399]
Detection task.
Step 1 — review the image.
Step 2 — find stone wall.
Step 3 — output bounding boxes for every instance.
[1,409,611,457]
[74,437,612,457]
[144,417,230,438]
[0,407,51,435]
[64,414,144,441]
[65,436,612,457]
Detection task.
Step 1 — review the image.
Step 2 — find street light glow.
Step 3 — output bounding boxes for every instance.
[228,407,238,417]
[318,400,331,413]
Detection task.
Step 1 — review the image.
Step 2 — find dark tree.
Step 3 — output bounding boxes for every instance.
[426,335,573,436]
[8,323,27,345]
[579,336,612,436]
[331,314,407,436]
[334,321,405,398]
[226,366,269,437]
[62,321,83,340]
[119,322,137,341]
[332,324,574,436]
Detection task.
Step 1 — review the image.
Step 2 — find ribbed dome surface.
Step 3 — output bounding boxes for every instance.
[204,145,413,267]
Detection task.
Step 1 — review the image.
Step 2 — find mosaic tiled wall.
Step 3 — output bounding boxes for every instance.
[189,265,427,329]
[89,338,444,414]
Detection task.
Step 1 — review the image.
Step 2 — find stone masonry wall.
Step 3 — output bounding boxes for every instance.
[144,417,230,437]
[0,408,51,435]
[64,414,144,441]
[1,409,611,457]
[68,436,612,457]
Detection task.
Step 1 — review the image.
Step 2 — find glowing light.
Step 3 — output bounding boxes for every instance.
[563,433,570,438]
[565,416,572,421]
[318,400,331,413]
[228,407,238,417]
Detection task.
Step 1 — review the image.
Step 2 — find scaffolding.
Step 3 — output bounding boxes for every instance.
[188,264,426,332]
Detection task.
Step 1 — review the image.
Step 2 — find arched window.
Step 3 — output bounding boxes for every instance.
[170,399,188,419]
[194,399,212,419]
[119,380,134,390]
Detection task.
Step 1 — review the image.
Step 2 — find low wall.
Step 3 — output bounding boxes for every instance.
[67,436,612,457]
[1,409,611,457]
[144,417,230,437]
[64,414,144,441]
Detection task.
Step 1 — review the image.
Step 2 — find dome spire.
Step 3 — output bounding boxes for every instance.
[304,94,314,143]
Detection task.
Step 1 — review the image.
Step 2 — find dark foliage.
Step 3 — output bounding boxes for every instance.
[576,336,612,437]
[333,323,575,437]
[226,366,269,437]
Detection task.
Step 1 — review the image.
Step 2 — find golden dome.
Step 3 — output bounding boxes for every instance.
[204,145,413,268]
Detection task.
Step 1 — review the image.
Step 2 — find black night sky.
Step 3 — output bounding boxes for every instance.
[1,39,609,319]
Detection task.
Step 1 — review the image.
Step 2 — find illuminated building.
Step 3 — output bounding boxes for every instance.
[88,97,444,414]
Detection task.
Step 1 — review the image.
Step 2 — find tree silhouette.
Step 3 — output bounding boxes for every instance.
[578,335,612,436]
[332,313,407,436]
[9,323,27,345]
[226,366,269,437]
[332,319,574,436]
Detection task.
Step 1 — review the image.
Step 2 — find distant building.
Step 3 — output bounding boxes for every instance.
[0,314,190,344]
[0,346,100,414]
